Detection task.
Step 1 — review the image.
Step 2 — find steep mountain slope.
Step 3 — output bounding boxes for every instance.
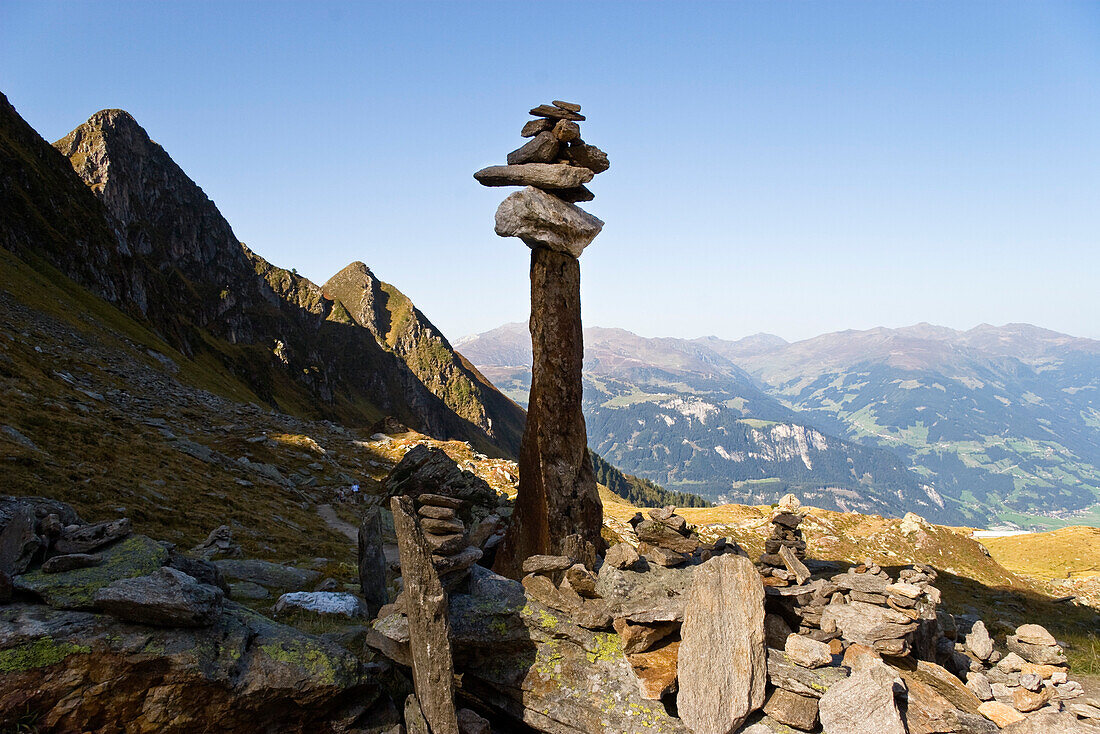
[323,262,524,455]
[0,93,519,457]
[460,324,945,520]
[725,324,1100,527]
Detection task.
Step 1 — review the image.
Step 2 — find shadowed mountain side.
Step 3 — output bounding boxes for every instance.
[0,93,511,457]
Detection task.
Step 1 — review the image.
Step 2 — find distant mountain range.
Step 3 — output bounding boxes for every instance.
[458,322,1100,527]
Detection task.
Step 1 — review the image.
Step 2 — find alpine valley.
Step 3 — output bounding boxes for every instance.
[458,322,1100,528]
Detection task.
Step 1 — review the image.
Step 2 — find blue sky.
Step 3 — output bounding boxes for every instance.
[3,1,1099,342]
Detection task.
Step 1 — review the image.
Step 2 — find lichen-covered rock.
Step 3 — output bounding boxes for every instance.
[14,534,168,610]
[595,557,698,623]
[93,566,224,627]
[214,559,320,590]
[0,601,377,732]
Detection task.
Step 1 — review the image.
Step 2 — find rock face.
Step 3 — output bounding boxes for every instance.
[678,554,767,734]
[493,187,605,258]
[92,566,224,627]
[391,495,459,734]
[494,245,604,576]
[0,602,374,733]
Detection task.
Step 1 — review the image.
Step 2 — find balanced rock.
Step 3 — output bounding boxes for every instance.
[93,566,224,627]
[1015,624,1057,647]
[678,554,766,734]
[966,620,994,661]
[562,143,609,173]
[521,117,554,137]
[530,104,584,121]
[493,186,604,258]
[474,162,593,190]
[552,119,581,142]
[507,131,560,165]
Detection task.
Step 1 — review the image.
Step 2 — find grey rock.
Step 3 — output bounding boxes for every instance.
[93,566,224,626]
[0,504,41,576]
[1015,624,1057,647]
[678,554,767,734]
[53,518,132,555]
[785,633,833,669]
[274,591,367,619]
[506,132,560,165]
[384,445,497,507]
[189,525,240,559]
[404,694,430,734]
[474,163,593,190]
[229,581,269,600]
[457,708,491,734]
[214,559,320,590]
[418,505,457,521]
[966,620,994,661]
[596,556,696,622]
[421,517,465,535]
[359,507,388,616]
[822,600,918,655]
[1001,711,1091,733]
[167,551,229,593]
[763,687,819,731]
[42,553,102,574]
[767,648,850,698]
[15,534,168,610]
[636,519,700,554]
[819,660,907,734]
[604,542,640,570]
[779,544,812,585]
[1007,634,1068,665]
[433,546,482,576]
[968,671,994,700]
[521,554,575,574]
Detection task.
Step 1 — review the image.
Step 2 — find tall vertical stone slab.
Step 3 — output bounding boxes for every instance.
[678,554,768,734]
[494,247,603,577]
[358,507,388,617]
[390,495,459,734]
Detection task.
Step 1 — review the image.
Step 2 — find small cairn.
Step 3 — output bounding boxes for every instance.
[415,493,482,591]
[758,494,809,586]
[627,505,732,568]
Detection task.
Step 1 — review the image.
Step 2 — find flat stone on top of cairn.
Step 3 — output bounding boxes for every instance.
[474,101,610,577]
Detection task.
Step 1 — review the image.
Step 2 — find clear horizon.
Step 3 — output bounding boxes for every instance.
[3,1,1099,342]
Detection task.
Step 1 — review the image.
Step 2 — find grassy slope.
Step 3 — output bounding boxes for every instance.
[983,527,1100,579]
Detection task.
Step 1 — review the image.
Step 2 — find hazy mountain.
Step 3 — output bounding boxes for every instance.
[460,323,946,521]
[1,94,522,457]
[724,323,1100,527]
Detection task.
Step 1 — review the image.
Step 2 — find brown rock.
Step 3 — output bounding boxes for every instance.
[604,542,640,570]
[1012,686,1051,713]
[521,554,575,574]
[425,533,467,555]
[1015,624,1057,647]
[563,564,598,598]
[819,660,907,734]
[785,633,833,669]
[764,688,819,731]
[421,517,465,535]
[507,131,560,165]
[521,117,555,137]
[978,701,1027,727]
[456,708,491,734]
[390,495,459,734]
[635,520,699,554]
[562,143,609,174]
[530,104,585,121]
[41,553,102,574]
[552,100,582,112]
[53,518,131,555]
[552,119,581,142]
[418,505,457,521]
[765,613,794,649]
[829,638,844,655]
[432,546,483,575]
[550,185,595,204]
[842,643,882,672]
[493,245,604,577]
[627,639,679,700]
[779,544,811,585]
[640,543,687,567]
[678,555,767,734]
[613,617,679,654]
[418,493,465,509]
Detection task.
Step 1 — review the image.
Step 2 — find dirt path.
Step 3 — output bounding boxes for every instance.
[317,503,400,563]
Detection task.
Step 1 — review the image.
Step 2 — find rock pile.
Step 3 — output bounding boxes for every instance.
[758,493,811,586]
[416,493,483,591]
[629,504,735,568]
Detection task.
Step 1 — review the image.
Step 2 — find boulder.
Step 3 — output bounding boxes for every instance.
[93,566,224,626]
[822,601,918,655]
[968,672,994,700]
[0,503,40,576]
[635,519,699,554]
[819,660,907,734]
[764,688,819,731]
[14,534,168,610]
[214,559,320,590]
[384,445,498,508]
[475,163,594,190]
[53,518,132,555]
[893,661,995,734]
[678,554,767,734]
[596,555,697,623]
[493,186,604,258]
[167,551,229,593]
[274,592,368,619]
[0,602,374,733]
[552,119,581,142]
[1012,686,1051,712]
[520,573,611,630]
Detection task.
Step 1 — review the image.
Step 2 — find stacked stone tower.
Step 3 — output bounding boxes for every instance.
[474,101,611,577]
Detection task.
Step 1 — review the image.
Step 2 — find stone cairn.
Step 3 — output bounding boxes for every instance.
[415,493,483,591]
[758,494,810,586]
[474,101,610,578]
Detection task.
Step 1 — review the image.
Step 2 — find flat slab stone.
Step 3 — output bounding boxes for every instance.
[494,187,603,258]
[273,591,368,619]
[678,554,767,734]
[214,559,320,590]
[474,163,593,190]
[530,104,584,121]
[93,566,224,627]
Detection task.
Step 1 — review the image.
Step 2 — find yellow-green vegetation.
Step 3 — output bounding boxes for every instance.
[982,527,1100,579]
[0,637,91,674]
[259,638,343,686]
